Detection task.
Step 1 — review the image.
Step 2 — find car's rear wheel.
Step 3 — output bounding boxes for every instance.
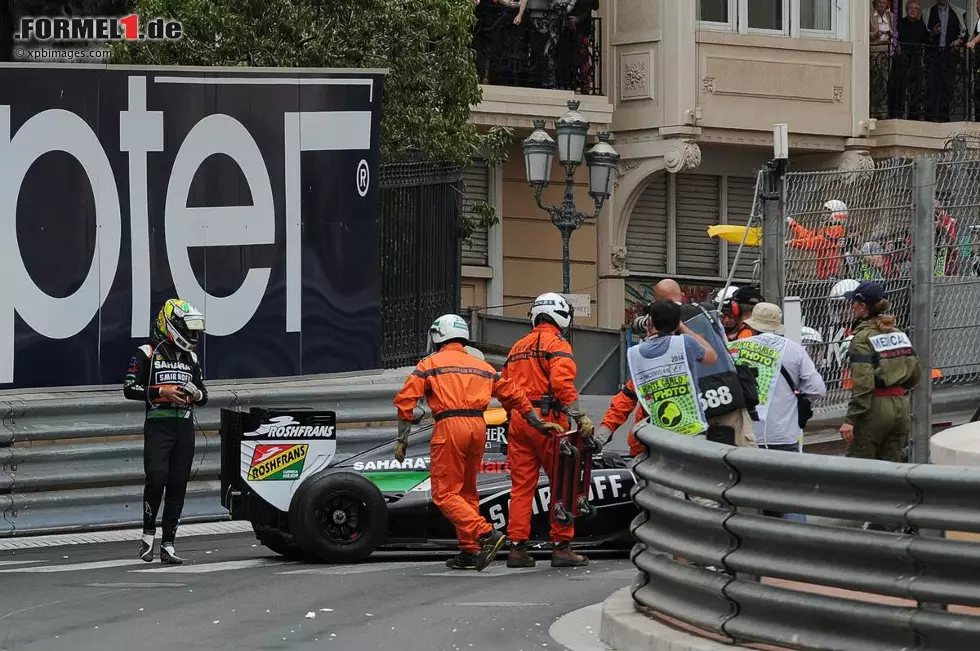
[252,523,306,560]
[288,470,388,564]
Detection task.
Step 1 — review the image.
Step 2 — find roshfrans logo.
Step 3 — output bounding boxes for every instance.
[248,444,308,481]
[244,415,336,439]
[15,15,182,42]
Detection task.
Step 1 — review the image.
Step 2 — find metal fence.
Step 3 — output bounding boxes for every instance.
[472,4,603,95]
[380,162,463,369]
[775,149,980,417]
[782,158,916,411]
[933,148,980,385]
[0,370,415,537]
[630,421,980,651]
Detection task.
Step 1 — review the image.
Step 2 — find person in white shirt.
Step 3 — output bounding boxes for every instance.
[728,303,827,452]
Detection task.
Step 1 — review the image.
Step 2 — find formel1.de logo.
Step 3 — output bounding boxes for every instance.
[15,15,182,42]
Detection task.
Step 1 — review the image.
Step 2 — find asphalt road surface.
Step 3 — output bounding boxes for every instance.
[0,533,632,651]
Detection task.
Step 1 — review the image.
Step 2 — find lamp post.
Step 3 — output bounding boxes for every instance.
[522,100,620,294]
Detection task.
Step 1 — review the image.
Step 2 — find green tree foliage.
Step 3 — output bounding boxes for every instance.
[111,0,512,170]
[111,0,512,236]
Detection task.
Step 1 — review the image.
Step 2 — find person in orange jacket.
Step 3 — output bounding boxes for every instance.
[727,285,764,341]
[502,292,595,569]
[393,313,563,572]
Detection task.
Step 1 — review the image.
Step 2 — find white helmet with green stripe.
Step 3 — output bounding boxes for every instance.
[429,314,470,346]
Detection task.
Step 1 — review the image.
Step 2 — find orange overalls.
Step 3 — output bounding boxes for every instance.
[788,220,846,280]
[502,323,579,544]
[394,342,533,554]
[600,379,647,458]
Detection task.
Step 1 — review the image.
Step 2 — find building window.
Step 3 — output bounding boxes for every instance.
[698,0,732,24]
[698,0,845,40]
[745,0,788,34]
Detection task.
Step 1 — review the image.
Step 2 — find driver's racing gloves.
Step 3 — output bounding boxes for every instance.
[393,420,411,462]
[523,409,564,435]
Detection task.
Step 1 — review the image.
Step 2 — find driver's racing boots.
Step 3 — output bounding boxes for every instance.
[160,544,185,565]
[138,533,154,562]
[506,541,536,568]
[551,542,588,567]
[473,529,507,571]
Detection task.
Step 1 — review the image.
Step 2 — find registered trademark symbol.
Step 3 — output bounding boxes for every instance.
[356,159,370,197]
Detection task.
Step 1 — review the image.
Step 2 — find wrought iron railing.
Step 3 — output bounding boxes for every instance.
[870,43,979,122]
[472,4,603,96]
[379,162,463,369]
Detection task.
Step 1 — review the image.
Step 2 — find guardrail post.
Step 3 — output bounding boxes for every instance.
[910,156,936,465]
[618,326,628,388]
[468,306,482,343]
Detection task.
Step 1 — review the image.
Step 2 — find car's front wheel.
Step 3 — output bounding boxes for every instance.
[288,470,388,564]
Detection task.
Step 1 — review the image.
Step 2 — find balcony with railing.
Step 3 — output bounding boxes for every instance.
[870,43,980,125]
[468,2,612,132]
[473,3,603,95]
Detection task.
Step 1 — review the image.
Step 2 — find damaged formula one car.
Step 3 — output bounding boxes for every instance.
[219,406,636,563]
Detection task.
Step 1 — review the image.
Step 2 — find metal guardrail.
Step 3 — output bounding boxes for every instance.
[630,421,980,650]
[0,369,414,537]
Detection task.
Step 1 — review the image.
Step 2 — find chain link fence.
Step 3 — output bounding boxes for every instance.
[933,147,980,385]
[782,159,915,411]
[768,145,980,412]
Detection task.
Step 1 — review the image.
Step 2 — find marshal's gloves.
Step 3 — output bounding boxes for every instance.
[524,409,564,435]
[394,420,412,462]
[588,424,614,452]
[181,382,203,403]
[567,401,594,439]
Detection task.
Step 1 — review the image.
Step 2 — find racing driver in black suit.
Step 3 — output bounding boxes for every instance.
[123,299,208,565]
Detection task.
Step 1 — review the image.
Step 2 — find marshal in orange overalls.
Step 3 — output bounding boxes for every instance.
[394,343,535,555]
[501,323,580,544]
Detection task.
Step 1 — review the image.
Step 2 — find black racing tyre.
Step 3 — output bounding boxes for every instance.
[252,523,306,560]
[288,470,388,564]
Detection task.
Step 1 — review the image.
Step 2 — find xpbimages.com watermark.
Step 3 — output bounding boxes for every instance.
[15,15,182,42]
[13,46,115,62]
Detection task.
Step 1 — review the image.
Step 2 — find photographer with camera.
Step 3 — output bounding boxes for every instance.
[123,299,208,565]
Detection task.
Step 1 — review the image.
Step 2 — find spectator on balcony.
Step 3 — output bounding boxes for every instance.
[926,0,965,122]
[967,0,980,120]
[870,0,895,53]
[483,0,531,87]
[472,0,496,84]
[556,0,598,93]
[891,0,930,119]
[870,1,896,119]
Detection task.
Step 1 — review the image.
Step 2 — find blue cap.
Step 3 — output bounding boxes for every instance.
[844,281,885,305]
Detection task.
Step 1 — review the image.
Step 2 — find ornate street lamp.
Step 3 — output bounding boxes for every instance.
[522,100,620,293]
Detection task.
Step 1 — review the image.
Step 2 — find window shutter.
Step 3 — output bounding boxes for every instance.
[675,174,721,277]
[461,159,490,267]
[725,176,759,280]
[626,174,668,275]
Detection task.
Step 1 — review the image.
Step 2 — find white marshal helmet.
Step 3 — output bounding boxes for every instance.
[800,326,823,345]
[829,278,860,301]
[712,285,739,306]
[529,292,573,329]
[429,313,470,346]
[824,199,849,222]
